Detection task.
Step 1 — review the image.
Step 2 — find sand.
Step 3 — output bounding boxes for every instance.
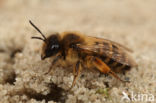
[0,0,155,103]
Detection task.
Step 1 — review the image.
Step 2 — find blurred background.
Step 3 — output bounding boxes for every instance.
[0,0,156,35]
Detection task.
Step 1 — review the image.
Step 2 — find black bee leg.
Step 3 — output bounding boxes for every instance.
[69,61,82,90]
[44,55,61,75]
[122,71,126,75]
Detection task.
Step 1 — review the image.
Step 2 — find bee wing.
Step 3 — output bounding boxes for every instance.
[76,37,137,66]
[88,36,133,53]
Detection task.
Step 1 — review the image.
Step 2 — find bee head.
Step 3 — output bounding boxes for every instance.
[41,34,60,60]
[29,20,61,60]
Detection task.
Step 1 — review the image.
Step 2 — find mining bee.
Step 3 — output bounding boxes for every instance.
[29,20,137,89]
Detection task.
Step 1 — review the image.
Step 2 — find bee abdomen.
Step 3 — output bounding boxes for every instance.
[101,56,131,73]
[112,63,131,72]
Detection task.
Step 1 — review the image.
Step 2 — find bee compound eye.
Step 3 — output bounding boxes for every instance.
[51,45,59,49]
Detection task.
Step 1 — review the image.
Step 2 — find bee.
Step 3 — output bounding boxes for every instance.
[29,20,137,89]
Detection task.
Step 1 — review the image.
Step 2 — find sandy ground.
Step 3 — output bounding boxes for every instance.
[0,0,156,103]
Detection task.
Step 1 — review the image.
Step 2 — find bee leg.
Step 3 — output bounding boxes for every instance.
[69,61,82,90]
[93,57,128,83]
[44,55,61,75]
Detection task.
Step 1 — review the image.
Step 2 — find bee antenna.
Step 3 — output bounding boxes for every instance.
[29,20,47,41]
[31,36,45,41]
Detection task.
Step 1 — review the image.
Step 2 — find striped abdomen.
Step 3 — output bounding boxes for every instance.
[100,56,131,73]
[93,41,136,73]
